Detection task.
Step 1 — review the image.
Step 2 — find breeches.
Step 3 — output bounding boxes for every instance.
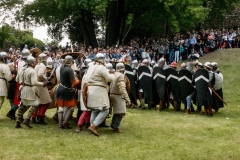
[90,108,109,127]
[0,96,5,109]
[111,114,123,129]
[78,111,91,126]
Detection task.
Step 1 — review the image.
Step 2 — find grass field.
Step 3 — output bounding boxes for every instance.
[0,49,240,160]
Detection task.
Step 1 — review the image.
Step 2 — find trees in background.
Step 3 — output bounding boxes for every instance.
[1,0,239,48]
[0,24,45,51]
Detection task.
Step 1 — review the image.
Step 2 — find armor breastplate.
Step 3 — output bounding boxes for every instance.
[60,65,72,88]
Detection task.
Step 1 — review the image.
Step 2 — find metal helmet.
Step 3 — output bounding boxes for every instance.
[64,55,73,64]
[106,63,113,71]
[186,62,193,71]
[21,49,30,58]
[211,62,218,68]
[204,62,211,69]
[116,63,125,72]
[118,59,123,63]
[84,58,92,67]
[38,53,47,63]
[151,60,156,65]
[47,59,54,66]
[0,52,8,60]
[180,63,186,69]
[142,59,149,65]
[132,60,138,67]
[127,56,132,66]
[158,57,165,67]
[26,56,36,65]
[95,53,105,64]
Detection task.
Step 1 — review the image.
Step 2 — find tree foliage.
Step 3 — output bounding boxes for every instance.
[2,0,239,48]
[0,24,45,51]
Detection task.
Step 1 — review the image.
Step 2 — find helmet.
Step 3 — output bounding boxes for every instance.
[106,63,113,71]
[26,56,36,65]
[186,62,193,71]
[180,63,186,69]
[158,58,165,67]
[21,49,30,58]
[84,58,92,67]
[0,52,8,60]
[118,59,123,63]
[142,59,149,65]
[47,59,54,66]
[95,53,105,64]
[64,55,73,64]
[204,62,211,68]
[38,53,47,63]
[170,61,178,68]
[151,60,156,65]
[9,48,13,53]
[132,60,138,67]
[116,63,125,72]
[211,62,218,68]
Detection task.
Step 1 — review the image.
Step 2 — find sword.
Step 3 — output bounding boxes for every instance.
[48,64,57,80]
[209,87,228,106]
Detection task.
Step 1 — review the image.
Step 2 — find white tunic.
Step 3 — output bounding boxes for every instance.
[86,64,114,109]
[0,63,12,96]
[16,67,44,105]
[34,63,52,104]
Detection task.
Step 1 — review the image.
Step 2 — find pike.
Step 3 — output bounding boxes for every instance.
[209,87,228,106]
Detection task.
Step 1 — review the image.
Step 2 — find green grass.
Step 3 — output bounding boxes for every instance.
[0,49,240,160]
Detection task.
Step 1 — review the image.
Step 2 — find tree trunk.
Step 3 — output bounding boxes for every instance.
[119,11,128,44]
[79,11,91,48]
[85,10,98,48]
[115,0,124,44]
[107,0,118,47]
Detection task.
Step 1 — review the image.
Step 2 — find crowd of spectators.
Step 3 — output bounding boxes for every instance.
[5,28,240,67]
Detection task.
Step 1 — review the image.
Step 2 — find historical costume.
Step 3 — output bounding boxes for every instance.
[15,56,49,128]
[7,49,29,120]
[31,53,52,125]
[86,53,114,136]
[0,52,13,110]
[138,59,153,109]
[110,63,131,133]
[76,59,93,133]
[56,55,80,129]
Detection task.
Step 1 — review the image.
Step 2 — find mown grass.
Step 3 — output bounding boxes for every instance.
[0,49,240,160]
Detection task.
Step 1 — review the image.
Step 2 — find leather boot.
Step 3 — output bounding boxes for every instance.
[38,116,47,125]
[15,121,22,128]
[88,124,99,136]
[53,112,58,122]
[185,109,190,115]
[31,117,38,124]
[147,101,152,110]
[75,125,83,133]
[208,106,213,116]
[173,100,178,111]
[62,109,73,129]
[157,101,163,112]
[23,119,33,128]
[140,99,145,110]
[6,109,16,120]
